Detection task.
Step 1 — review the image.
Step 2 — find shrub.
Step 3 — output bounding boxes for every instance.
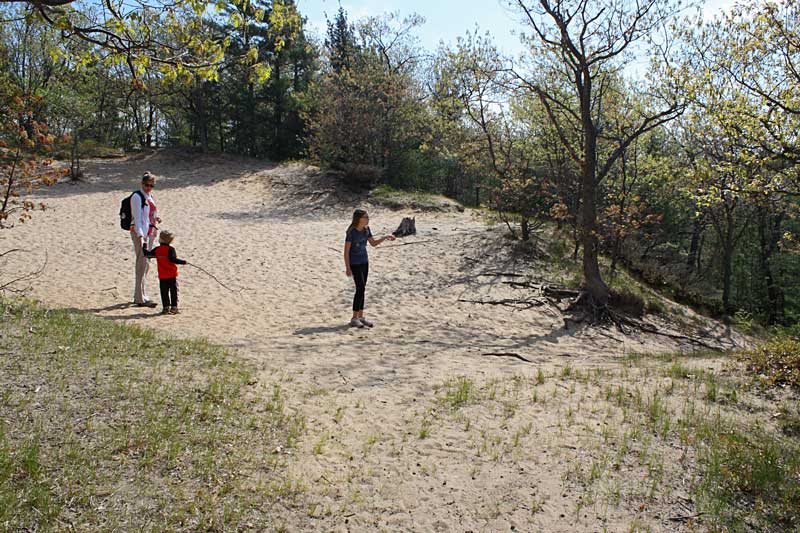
[741,337,800,389]
[609,287,646,318]
[333,162,383,190]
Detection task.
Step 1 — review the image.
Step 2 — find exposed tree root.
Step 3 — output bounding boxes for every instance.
[458,298,546,310]
[489,278,723,349]
[502,281,541,289]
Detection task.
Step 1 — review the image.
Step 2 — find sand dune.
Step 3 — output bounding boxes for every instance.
[3,150,747,531]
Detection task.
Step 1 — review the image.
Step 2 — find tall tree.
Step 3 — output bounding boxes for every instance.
[508,0,686,310]
[325,7,357,74]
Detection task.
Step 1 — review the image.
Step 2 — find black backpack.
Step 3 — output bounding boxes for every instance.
[119,190,146,230]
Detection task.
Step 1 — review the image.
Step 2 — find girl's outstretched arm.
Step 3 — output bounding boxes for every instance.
[368,235,396,246]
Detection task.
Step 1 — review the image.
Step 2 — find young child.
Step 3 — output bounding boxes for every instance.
[144,230,187,315]
[344,209,395,328]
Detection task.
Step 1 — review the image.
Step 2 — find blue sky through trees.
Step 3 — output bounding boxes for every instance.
[297,0,738,66]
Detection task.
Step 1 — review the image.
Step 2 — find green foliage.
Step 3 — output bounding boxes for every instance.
[307,12,427,186]
[740,337,800,389]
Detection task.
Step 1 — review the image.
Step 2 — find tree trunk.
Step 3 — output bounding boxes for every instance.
[687,214,703,272]
[579,71,609,306]
[721,207,736,314]
[757,205,785,324]
[218,115,225,153]
[721,241,733,314]
[610,149,628,275]
[273,61,284,158]
[610,235,621,274]
[521,218,530,242]
[572,225,580,260]
[70,129,80,180]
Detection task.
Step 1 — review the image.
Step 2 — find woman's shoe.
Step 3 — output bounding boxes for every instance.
[349,318,364,328]
[169,307,180,314]
[359,317,374,328]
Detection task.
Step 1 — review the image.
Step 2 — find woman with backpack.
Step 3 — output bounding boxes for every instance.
[129,172,160,307]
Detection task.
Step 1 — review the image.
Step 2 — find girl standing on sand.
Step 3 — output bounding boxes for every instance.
[344,209,395,328]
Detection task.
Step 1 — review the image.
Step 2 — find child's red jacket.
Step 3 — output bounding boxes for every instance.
[144,244,186,279]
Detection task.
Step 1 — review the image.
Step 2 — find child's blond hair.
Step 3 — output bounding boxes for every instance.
[159,230,175,244]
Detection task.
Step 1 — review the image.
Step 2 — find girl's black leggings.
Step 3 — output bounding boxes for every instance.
[351,263,369,311]
[159,277,178,309]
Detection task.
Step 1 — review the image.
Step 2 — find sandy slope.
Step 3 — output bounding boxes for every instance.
[3,150,747,531]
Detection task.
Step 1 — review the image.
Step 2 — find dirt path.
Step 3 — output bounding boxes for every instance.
[3,151,746,531]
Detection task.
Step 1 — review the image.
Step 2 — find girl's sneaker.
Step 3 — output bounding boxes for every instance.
[359,317,374,328]
[349,318,364,328]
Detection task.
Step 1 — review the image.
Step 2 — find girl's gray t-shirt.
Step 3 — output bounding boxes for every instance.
[346,227,372,265]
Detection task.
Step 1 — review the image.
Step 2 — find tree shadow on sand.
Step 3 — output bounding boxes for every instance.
[35,149,278,200]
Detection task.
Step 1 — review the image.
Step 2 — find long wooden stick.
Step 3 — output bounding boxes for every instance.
[184,261,237,293]
[378,239,439,249]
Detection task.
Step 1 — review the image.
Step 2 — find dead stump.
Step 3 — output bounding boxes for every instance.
[392,217,416,237]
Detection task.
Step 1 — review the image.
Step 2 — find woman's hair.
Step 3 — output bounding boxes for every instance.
[159,230,175,244]
[142,171,155,184]
[347,209,368,234]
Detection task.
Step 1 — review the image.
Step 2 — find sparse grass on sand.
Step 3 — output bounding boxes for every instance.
[0,299,305,531]
[414,355,800,532]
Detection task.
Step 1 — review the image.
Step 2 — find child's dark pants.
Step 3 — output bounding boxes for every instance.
[351,263,368,311]
[159,278,178,309]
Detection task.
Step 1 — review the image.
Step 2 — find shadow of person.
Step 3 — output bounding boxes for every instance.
[102,312,160,321]
[61,306,158,320]
[294,324,351,336]
[86,302,138,313]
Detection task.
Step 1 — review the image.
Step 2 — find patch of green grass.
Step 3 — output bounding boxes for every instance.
[693,418,800,531]
[418,418,432,439]
[440,377,476,410]
[0,298,306,531]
